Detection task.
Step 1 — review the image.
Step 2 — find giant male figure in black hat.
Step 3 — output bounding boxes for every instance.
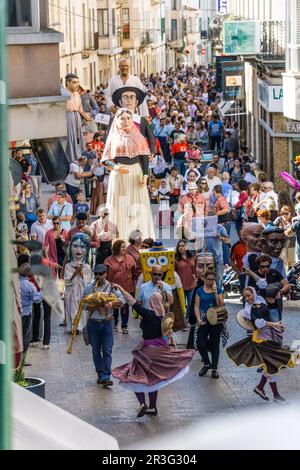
[111,86,155,155]
[105,58,149,116]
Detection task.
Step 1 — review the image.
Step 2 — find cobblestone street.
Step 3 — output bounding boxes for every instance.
[27,296,300,449]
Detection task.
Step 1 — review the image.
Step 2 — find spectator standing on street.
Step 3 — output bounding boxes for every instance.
[48,190,73,232]
[47,182,73,211]
[175,240,196,323]
[44,217,68,267]
[30,208,53,244]
[19,263,43,354]
[17,182,39,232]
[208,114,224,151]
[65,156,93,204]
[105,240,136,334]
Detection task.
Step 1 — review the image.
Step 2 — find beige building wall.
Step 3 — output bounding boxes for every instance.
[49,0,99,90]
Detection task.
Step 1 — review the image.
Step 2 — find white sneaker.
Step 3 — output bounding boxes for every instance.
[43,345,50,350]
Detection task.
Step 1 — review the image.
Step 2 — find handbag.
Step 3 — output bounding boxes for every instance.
[82,325,90,346]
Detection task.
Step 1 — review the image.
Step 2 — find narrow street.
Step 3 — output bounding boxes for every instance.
[27,297,300,448]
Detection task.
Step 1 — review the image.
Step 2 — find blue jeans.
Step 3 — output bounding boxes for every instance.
[173,159,186,176]
[65,183,80,205]
[113,304,130,329]
[87,319,114,380]
[269,308,280,322]
[184,289,194,321]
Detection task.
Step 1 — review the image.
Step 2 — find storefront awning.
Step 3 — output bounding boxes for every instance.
[12,383,119,450]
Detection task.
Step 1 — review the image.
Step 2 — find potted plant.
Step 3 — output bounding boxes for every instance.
[14,354,46,399]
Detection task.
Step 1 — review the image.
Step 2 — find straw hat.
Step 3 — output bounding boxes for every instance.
[161,313,174,337]
[236,310,255,331]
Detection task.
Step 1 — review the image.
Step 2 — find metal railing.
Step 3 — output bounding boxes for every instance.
[257,20,286,62]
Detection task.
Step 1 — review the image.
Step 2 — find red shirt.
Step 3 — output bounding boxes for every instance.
[175,257,196,291]
[214,195,230,213]
[180,192,208,216]
[105,254,136,293]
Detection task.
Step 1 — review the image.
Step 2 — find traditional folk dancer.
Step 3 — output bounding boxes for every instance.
[226,287,298,403]
[64,233,92,333]
[101,108,155,240]
[111,285,195,418]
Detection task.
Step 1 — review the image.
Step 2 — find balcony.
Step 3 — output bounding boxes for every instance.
[256,21,286,62]
[140,31,153,47]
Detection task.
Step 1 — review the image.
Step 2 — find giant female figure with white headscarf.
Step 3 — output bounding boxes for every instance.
[101,108,155,240]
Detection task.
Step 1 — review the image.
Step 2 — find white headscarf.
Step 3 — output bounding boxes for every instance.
[158,179,171,195]
[243,286,267,320]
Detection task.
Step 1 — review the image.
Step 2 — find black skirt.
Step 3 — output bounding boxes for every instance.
[226,337,293,375]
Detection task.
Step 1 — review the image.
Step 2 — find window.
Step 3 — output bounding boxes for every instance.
[171,0,177,10]
[72,7,76,48]
[98,9,108,37]
[122,8,130,39]
[171,19,177,41]
[7,0,40,32]
[112,9,116,36]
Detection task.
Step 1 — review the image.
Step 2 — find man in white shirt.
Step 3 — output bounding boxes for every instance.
[105,58,149,116]
[204,166,222,191]
[31,208,53,244]
[255,181,279,212]
[243,164,258,184]
[65,156,92,204]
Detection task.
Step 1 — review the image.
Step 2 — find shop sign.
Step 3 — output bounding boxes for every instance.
[216,55,237,92]
[257,79,283,113]
[222,61,244,101]
[218,0,227,15]
[223,21,261,55]
[285,122,300,133]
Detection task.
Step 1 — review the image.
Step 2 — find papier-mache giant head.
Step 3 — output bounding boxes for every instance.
[139,241,175,285]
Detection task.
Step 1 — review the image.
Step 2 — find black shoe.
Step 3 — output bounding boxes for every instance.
[136,404,147,418]
[24,362,32,367]
[102,380,113,387]
[145,407,158,416]
[59,321,66,327]
[253,386,269,401]
[97,379,104,385]
[199,364,212,376]
[211,370,219,379]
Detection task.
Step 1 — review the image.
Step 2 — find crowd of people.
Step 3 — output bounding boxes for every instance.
[10,60,300,418]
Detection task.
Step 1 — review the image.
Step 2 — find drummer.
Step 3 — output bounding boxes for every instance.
[194,271,224,379]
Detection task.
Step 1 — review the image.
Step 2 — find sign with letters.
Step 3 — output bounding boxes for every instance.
[222,61,244,101]
[257,79,283,113]
[285,122,300,133]
[95,113,111,126]
[218,0,227,15]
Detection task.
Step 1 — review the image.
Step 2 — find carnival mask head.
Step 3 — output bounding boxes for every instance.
[69,233,90,263]
[140,244,175,285]
[241,223,263,253]
[260,225,286,258]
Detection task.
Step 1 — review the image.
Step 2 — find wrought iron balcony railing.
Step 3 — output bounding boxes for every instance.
[257,20,286,62]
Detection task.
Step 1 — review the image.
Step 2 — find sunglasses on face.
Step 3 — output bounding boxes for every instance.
[95,273,106,277]
[53,222,60,225]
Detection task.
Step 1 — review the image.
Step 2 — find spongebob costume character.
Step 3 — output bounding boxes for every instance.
[135,243,186,331]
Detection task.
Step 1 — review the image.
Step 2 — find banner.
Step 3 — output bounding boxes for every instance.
[95,113,111,126]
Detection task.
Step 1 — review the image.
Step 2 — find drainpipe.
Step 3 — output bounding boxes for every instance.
[0,0,12,451]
